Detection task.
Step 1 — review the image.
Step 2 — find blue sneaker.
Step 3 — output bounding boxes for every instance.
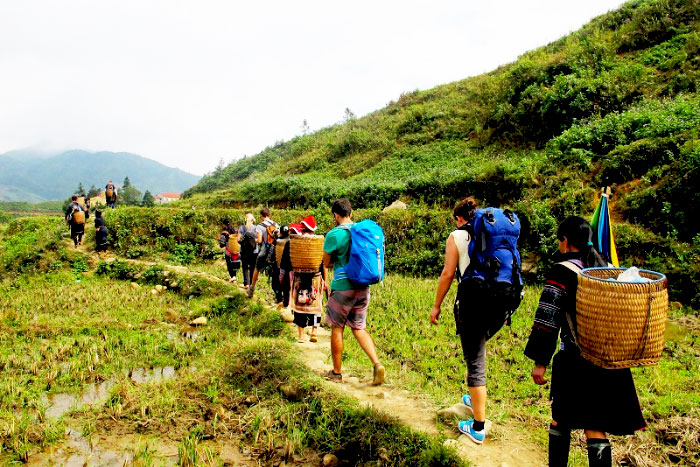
[461,394,473,409]
[458,419,485,445]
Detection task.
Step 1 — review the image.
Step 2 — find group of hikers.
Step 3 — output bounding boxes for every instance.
[220,197,645,467]
[219,200,386,385]
[64,180,117,250]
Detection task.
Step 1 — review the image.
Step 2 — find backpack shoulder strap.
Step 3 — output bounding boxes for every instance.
[557,260,583,275]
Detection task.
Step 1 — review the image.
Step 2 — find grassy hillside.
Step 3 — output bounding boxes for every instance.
[179,0,700,307]
[186,0,699,225]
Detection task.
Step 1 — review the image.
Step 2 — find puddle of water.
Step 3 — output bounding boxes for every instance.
[28,429,179,466]
[181,326,200,341]
[129,366,176,384]
[43,380,113,419]
[166,327,202,343]
[44,367,178,420]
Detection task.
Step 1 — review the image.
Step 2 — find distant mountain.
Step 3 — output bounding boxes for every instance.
[0,149,200,201]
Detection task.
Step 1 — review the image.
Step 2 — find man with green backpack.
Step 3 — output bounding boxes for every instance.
[322,198,385,385]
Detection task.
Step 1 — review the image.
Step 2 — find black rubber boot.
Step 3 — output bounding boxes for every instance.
[586,438,612,467]
[548,423,571,467]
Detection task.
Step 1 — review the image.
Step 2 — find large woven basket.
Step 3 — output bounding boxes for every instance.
[576,267,668,369]
[289,235,324,272]
[275,239,288,267]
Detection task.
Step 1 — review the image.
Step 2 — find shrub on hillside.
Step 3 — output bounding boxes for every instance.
[0,218,71,275]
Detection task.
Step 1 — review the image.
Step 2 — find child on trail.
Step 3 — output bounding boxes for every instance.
[291,216,326,343]
[238,213,257,289]
[323,199,385,385]
[219,220,240,283]
[65,195,86,247]
[94,209,108,253]
[524,216,646,467]
[430,197,490,444]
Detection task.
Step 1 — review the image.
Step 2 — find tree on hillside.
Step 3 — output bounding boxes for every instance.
[141,190,155,207]
[300,119,310,135]
[75,183,85,197]
[118,176,141,206]
[344,108,356,122]
[87,184,100,197]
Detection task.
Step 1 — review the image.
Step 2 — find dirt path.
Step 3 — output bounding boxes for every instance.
[285,318,545,467]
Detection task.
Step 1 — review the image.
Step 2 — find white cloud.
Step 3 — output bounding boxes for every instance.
[0,0,625,175]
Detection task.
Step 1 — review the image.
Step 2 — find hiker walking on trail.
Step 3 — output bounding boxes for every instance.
[277,223,301,310]
[65,195,86,247]
[238,213,257,289]
[431,197,492,444]
[323,199,385,385]
[291,216,326,343]
[219,220,240,283]
[246,207,280,301]
[105,181,117,208]
[524,216,646,467]
[94,209,109,253]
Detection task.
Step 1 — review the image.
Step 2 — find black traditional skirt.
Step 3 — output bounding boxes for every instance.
[550,350,647,435]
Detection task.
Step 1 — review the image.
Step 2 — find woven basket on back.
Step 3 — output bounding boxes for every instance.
[576,267,668,369]
[275,239,288,267]
[289,235,324,272]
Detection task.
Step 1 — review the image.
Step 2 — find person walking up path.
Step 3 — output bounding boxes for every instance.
[105,181,117,208]
[238,213,257,289]
[219,219,240,283]
[524,216,646,467]
[65,195,86,247]
[430,197,489,444]
[322,198,384,385]
[94,209,109,254]
[247,207,279,299]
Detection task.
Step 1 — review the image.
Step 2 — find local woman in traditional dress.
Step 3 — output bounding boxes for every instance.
[524,216,646,467]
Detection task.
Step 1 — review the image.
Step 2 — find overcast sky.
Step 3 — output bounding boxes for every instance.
[0,0,625,175]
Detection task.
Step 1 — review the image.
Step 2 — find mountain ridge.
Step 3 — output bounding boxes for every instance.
[0,149,200,201]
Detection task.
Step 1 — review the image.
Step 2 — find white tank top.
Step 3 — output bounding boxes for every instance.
[450,229,471,277]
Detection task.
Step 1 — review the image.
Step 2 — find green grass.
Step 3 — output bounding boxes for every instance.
[248,266,699,466]
[0,262,465,465]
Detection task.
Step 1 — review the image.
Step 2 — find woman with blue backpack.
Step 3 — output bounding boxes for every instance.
[430,197,490,444]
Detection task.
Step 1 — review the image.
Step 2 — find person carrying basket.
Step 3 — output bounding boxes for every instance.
[524,216,646,467]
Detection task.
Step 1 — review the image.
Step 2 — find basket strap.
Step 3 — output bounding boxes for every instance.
[557,261,583,351]
[633,286,654,360]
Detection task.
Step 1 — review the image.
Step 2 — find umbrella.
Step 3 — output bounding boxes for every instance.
[590,187,619,267]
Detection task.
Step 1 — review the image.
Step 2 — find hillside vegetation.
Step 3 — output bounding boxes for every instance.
[186,0,699,237]
[180,0,700,308]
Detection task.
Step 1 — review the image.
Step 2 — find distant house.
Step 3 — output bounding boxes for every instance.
[155,192,181,204]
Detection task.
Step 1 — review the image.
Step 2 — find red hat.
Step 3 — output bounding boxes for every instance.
[289,223,303,235]
[300,216,317,232]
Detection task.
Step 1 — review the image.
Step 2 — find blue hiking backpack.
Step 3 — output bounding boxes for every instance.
[457,208,523,338]
[335,220,385,286]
